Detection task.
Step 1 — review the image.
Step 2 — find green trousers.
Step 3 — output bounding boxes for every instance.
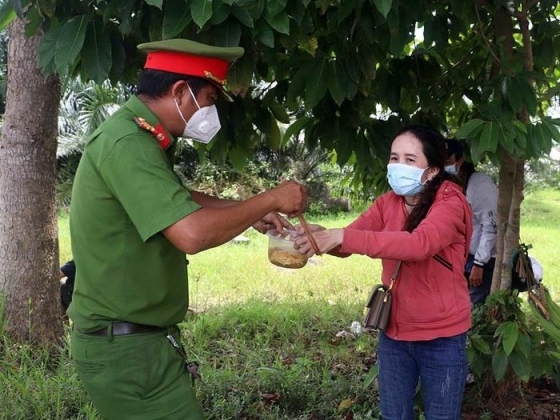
[71,327,205,420]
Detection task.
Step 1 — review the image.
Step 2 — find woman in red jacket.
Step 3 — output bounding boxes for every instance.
[296,125,473,420]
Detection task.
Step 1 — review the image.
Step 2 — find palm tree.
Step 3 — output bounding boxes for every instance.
[57,78,131,205]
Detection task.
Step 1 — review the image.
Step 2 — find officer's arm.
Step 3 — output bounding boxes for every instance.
[189,190,236,208]
[163,182,306,254]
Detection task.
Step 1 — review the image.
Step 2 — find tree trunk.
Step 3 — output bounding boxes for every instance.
[493,153,523,292]
[0,18,62,346]
[491,5,531,293]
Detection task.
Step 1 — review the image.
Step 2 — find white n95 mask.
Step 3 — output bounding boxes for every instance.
[174,85,221,144]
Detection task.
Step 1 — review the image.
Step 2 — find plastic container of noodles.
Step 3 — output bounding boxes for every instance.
[266,229,308,269]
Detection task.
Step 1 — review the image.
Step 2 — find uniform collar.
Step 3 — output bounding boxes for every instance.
[124,95,176,148]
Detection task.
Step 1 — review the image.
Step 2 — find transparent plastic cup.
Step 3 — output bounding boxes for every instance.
[266,229,308,269]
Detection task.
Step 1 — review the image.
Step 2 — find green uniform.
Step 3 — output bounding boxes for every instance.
[68,95,204,419]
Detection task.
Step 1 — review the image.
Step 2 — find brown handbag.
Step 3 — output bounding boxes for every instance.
[363,261,402,331]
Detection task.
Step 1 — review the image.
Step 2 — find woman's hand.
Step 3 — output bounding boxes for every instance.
[294,228,344,257]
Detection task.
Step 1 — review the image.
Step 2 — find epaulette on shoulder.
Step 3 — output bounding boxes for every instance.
[134,117,171,150]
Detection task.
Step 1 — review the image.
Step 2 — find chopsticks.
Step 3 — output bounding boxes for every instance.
[297,214,322,256]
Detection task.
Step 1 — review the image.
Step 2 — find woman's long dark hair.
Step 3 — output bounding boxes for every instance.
[395,125,462,232]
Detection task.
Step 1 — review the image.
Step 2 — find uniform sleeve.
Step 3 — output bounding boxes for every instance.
[467,173,498,265]
[98,133,201,242]
[340,191,468,260]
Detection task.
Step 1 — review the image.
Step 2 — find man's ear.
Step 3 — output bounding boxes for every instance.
[170,81,189,105]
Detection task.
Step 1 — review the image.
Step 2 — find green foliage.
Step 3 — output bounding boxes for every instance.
[0,333,97,419]
[187,300,381,419]
[467,290,559,398]
[30,193,560,419]
[3,0,558,191]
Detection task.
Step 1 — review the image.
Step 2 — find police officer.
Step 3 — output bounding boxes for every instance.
[68,39,307,419]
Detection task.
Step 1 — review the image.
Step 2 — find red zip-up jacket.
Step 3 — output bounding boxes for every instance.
[340,181,473,341]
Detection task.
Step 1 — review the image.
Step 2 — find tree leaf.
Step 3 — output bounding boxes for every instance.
[305,56,328,109]
[518,77,538,116]
[38,23,64,74]
[55,15,88,74]
[144,0,163,9]
[215,20,242,47]
[228,147,249,171]
[257,22,274,48]
[231,4,253,28]
[542,118,560,145]
[456,118,484,140]
[498,322,519,356]
[24,6,42,38]
[265,0,287,18]
[287,61,313,105]
[492,348,508,381]
[267,115,282,150]
[505,76,523,113]
[479,121,499,154]
[327,60,347,106]
[373,0,392,18]
[0,0,15,31]
[81,23,112,84]
[38,0,56,17]
[282,116,312,147]
[471,334,492,355]
[265,10,290,35]
[191,0,213,29]
[268,101,290,124]
[509,351,531,382]
[162,0,192,39]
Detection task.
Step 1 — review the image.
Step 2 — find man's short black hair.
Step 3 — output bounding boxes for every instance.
[136,69,211,99]
[446,138,464,160]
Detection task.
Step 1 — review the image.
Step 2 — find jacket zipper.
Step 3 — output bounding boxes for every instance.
[433,254,453,271]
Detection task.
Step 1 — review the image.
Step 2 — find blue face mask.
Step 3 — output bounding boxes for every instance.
[387,163,427,197]
[444,164,457,175]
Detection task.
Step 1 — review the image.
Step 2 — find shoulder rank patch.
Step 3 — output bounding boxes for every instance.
[134,117,171,150]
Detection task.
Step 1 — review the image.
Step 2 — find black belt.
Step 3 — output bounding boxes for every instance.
[85,322,166,337]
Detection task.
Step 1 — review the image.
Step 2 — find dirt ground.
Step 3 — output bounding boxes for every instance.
[461,378,560,419]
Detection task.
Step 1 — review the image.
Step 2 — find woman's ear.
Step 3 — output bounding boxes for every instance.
[426,166,441,182]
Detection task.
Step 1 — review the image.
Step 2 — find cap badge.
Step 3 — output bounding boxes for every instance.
[204,70,226,86]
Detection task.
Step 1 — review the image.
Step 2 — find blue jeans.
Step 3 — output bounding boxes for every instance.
[378,332,468,420]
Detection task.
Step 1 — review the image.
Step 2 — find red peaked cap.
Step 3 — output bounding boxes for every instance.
[137,39,244,100]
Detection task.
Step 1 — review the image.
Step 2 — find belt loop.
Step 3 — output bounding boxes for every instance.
[108,322,114,342]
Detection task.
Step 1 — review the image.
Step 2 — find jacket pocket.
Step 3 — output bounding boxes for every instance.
[433,254,453,271]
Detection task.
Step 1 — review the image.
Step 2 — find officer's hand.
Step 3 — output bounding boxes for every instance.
[252,212,293,234]
[267,181,307,217]
[469,265,484,287]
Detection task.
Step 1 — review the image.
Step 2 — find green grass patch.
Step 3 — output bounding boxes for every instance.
[37,188,560,419]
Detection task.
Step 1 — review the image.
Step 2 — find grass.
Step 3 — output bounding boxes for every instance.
[2,189,558,419]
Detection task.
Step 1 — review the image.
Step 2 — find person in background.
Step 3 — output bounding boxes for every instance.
[295,125,473,420]
[59,259,76,314]
[445,139,498,305]
[68,38,307,420]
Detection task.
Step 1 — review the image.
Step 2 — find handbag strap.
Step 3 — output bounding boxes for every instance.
[387,261,402,292]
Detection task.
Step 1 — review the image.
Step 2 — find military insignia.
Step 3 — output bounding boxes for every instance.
[204,70,226,86]
[134,117,171,150]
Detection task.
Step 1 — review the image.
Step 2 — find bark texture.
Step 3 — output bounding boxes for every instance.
[0,18,62,345]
